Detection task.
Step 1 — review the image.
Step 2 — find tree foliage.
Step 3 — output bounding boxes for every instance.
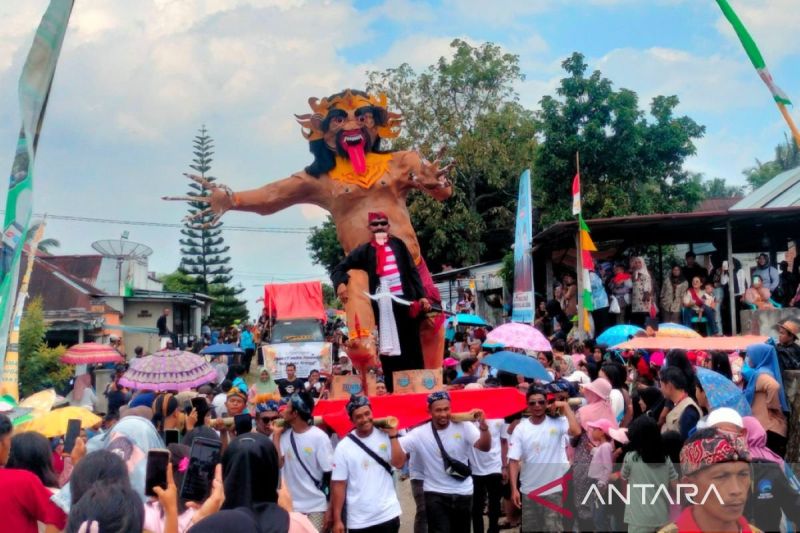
[19,297,72,398]
[743,133,800,190]
[178,126,247,326]
[306,216,344,276]
[699,175,744,198]
[160,269,202,293]
[534,53,706,227]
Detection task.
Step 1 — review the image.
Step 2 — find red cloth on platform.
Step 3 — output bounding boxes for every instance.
[314,387,526,436]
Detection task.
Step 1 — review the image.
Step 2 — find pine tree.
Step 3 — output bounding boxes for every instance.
[179,126,248,326]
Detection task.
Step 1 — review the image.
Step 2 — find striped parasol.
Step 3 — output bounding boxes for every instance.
[656,323,701,339]
[119,349,217,391]
[60,342,125,365]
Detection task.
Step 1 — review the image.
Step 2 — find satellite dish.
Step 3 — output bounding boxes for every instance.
[91,239,153,263]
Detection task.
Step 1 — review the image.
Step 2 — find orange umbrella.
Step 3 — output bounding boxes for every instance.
[614,335,767,351]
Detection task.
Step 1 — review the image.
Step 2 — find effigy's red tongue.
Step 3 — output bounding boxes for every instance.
[346,143,367,175]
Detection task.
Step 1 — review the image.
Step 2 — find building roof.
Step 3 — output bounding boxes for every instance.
[731,166,800,210]
[25,255,111,314]
[39,254,103,286]
[533,206,800,253]
[693,197,743,212]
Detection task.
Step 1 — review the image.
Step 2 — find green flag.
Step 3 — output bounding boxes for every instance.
[0,0,74,367]
[716,0,791,106]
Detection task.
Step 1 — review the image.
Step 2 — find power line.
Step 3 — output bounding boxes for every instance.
[3,212,313,234]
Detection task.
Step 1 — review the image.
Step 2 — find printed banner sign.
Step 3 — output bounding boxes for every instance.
[511,169,535,323]
[262,342,332,379]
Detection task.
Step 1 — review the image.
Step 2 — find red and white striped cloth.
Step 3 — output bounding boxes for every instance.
[379,244,402,295]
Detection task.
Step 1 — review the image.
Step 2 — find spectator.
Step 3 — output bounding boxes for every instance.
[157,308,171,337]
[134,346,145,358]
[213,380,233,417]
[609,263,632,324]
[753,253,780,292]
[682,251,707,284]
[744,275,775,309]
[660,264,688,324]
[0,414,67,533]
[589,270,610,336]
[775,318,800,371]
[638,386,665,421]
[304,369,324,399]
[659,366,701,441]
[230,365,248,395]
[560,273,578,317]
[68,373,97,412]
[248,367,278,407]
[708,351,733,380]
[744,343,789,456]
[742,416,800,532]
[702,281,721,335]
[276,363,306,398]
[621,416,678,532]
[682,276,717,335]
[66,483,144,533]
[776,260,795,306]
[239,326,256,373]
[630,257,653,326]
[254,401,281,438]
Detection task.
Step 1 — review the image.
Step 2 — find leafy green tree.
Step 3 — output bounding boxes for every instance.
[699,176,744,198]
[743,133,800,190]
[363,39,536,268]
[19,297,72,398]
[322,283,340,309]
[178,126,247,326]
[159,269,201,293]
[534,53,706,227]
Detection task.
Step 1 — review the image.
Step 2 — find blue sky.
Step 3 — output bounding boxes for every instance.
[1,0,798,317]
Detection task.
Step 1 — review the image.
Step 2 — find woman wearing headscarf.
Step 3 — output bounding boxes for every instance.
[52,415,165,513]
[638,386,665,421]
[744,343,789,456]
[248,367,278,408]
[660,264,688,325]
[742,416,800,533]
[572,378,618,531]
[630,257,653,327]
[222,432,316,533]
[151,393,182,433]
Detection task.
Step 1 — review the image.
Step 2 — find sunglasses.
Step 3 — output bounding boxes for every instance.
[369,221,389,227]
[528,400,546,406]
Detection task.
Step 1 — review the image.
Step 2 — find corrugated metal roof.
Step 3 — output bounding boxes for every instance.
[731,166,800,210]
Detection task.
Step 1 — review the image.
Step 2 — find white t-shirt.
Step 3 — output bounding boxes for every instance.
[279,426,334,513]
[508,417,570,497]
[399,421,480,495]
[468,419,504,476]
[332,430,401,528]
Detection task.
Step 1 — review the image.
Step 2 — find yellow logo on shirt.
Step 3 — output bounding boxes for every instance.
[549,428,558,437]
[303,447,313,456]
[453,433,463,440]
[379,443,388,452]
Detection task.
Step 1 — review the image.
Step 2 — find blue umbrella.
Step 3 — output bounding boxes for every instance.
[482,341,504,350]
[446,313,489,327]
[596,324,644,347]
[200,343,244,355]
[695,367,752,417]
[481,351,552,381]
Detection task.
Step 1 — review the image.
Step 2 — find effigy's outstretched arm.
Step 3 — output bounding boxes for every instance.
[164,173,324,227]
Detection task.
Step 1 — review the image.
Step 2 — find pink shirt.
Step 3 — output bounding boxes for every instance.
[587,441,613,484]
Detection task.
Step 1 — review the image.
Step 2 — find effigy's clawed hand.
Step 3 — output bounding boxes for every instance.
[162,173,235,228]
[411,148,454,190]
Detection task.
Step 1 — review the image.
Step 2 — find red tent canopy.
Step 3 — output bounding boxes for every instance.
[264,281,326,323]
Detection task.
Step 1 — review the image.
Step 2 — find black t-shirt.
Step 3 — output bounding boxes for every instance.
[276,378,305,397]
[157,315,168,336]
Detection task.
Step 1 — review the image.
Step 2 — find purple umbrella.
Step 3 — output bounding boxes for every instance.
[119,349,217,391]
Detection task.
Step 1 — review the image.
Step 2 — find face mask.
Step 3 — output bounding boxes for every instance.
[741,362,755,383]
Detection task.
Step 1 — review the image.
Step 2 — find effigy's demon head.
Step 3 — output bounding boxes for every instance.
[296,89,402,177]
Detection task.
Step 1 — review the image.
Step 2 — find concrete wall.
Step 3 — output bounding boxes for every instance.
[740,308,800,337]
[122,301,168,357]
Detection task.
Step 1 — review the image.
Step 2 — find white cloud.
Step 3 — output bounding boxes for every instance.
[596,47,763,114]
[714,0,800,64]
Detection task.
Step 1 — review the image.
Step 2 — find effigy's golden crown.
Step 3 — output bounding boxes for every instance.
[295,89,402,141]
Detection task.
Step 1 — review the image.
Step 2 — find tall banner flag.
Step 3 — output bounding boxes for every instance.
[0,1,74,369]
[511,169,535,323]
[1,220,46,399]
[716,0,800,148]
[572,154,596,334]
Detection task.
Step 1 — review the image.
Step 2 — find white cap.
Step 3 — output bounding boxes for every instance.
[705,407,744,429]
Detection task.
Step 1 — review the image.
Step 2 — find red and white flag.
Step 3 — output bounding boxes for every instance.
[571,172,581,215]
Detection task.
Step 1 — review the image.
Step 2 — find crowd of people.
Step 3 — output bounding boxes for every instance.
[531,252,800,339]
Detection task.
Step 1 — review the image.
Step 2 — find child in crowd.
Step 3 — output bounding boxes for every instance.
[587,419,628,531]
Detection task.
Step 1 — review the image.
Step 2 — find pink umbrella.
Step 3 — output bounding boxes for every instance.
[486,322,552,353]
[60,342,124,365]
[119,349,217,391]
